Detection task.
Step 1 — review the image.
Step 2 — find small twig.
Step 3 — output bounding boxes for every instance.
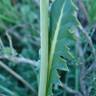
[76,30,87,96]
[5,24,40,47]
[0,85,17,96]
[5,32,14,55]
[0,38,4,49]
[62,84,83,96]
[79,27,96,60]
[85,62,96,76]
[0,55,38,67]
[78,0,89,23]
[0,61,37,96]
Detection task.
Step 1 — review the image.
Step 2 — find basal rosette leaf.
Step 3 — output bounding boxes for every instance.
[47,0,80,95]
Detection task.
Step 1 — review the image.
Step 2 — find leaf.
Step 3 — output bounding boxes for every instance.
[47,0,80,95]
[0,0,19,24]
[83,0,96,23]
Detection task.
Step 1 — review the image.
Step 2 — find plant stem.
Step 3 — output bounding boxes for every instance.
[38,0,49,96]
[75,63,79,91]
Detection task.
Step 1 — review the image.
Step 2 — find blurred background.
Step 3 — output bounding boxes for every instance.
[0,0,96,96]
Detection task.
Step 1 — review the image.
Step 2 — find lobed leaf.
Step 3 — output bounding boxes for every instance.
[47,0,80,95]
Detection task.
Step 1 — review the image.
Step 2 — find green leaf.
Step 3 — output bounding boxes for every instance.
[47,0,80,95]
[83,0,96,23]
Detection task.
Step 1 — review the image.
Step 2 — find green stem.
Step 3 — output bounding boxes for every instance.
[38,0,49,96]
[63,74,68,96]
[75,63,79,91]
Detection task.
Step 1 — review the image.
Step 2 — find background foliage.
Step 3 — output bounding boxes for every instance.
[0,0,96,96]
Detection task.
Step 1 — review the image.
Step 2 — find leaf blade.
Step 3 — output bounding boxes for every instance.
[47,0,80,95]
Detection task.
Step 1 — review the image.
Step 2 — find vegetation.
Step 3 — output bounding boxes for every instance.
[0,0,96,96]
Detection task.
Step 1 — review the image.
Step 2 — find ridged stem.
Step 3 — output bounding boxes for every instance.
[38,0,49,96]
